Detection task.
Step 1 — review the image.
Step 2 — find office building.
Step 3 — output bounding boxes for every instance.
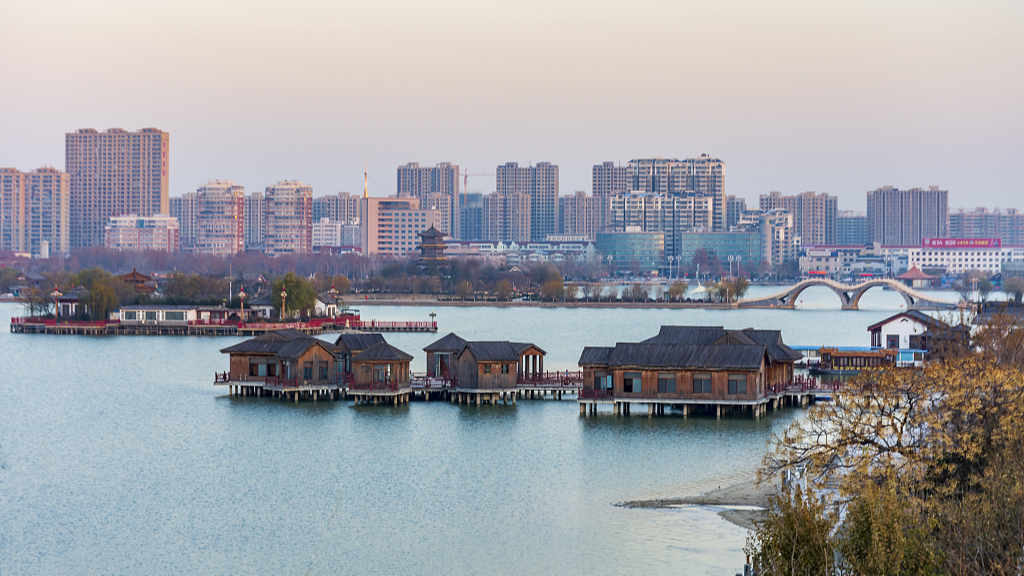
[677,231,762,272]
[193,180,245,257]
[759,191,837,246]
[866,186,948,246]
[360,197,437,255]
[0,167,70,256]
[263,181,313,256]
[103,214,179,252]
[838,210,869,246]
[496,161,558,241]
[65,128,169,249]
[244,192,264,250]
[948,207,1024,246]
[396,162,460,238]
[596,231,665,275]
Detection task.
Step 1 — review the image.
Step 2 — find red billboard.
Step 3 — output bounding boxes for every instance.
[922,238,1001,248]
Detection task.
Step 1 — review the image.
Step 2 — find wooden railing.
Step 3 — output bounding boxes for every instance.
[350,380,407,391]
[517,370,583,387]
[578,389,614,400]
[11,317,114,327]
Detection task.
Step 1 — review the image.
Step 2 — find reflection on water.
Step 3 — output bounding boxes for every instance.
[0,294,929,574]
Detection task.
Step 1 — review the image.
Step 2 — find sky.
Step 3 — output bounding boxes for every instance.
[1,0,1022,211]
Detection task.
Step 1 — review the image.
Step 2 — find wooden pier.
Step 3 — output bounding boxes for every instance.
[577,375,834,418]
[11,317,438,336]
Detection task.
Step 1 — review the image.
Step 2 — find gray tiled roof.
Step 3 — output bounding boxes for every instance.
[423,332,468,352]
[335,333,386,353]
[586,342,765,370]
[220,329,339,359]
[579,346,613,366]
[354,341,414,362]
[642,325,800,363]
[460,342,522,362]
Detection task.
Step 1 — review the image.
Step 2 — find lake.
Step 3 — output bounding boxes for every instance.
[0,285,955,575]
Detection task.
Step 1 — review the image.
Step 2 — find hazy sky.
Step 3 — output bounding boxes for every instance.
[1,0,1021,210]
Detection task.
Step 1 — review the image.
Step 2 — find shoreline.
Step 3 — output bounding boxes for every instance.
[618,476,778,531]
[350,298,737,309]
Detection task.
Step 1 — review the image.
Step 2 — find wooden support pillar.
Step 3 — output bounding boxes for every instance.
[648,403,654,417]
[716,404,721,418]
[580,403,586,415]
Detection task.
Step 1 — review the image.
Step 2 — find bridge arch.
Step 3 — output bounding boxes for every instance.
[737,278,955,310]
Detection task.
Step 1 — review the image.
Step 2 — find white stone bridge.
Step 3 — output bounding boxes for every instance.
[737,278,959,310]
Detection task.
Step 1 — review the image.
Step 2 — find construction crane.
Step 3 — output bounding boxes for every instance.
[461,170,493,208]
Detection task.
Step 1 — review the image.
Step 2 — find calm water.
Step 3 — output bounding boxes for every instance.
[0,286,953,575]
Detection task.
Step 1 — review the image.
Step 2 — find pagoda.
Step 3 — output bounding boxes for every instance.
[417,226,448,265]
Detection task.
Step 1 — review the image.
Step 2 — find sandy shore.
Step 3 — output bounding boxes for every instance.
[618,476,779,530]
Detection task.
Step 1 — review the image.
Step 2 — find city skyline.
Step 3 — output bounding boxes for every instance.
[1,1,1021,210]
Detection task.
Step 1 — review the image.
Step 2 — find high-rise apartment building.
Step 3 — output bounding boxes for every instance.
[616,155,726,230]
[65,128,169,250]
[193,180,245,257]
[243,192,264,250]
[866,186,948,246]
[949,207,1024,245]
[313,193,361,225]
[592,162,628,232]
[263,181,313,256]
[726,195,747,230]
[610,191,714,263]
[459,193,485,241]
[0,167,70,256]
[758,209,797,267]
[496,162,558,241]
[558,191,597,240]
[483,191,531,243]
[169,192,198,250]
[313,218,361,250]
[396,162,460,238]
[103,214,179,252]
[759,191,838,245]
[838,210,869,246]
[360,197,437,255]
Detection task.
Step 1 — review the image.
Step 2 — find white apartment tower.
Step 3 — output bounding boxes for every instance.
[263,181,313,256]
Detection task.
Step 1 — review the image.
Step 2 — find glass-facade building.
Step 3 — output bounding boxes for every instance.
[597,231,665,274]
[677,232,762,266]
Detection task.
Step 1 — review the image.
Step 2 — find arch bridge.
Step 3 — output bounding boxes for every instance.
[737,278,958,310]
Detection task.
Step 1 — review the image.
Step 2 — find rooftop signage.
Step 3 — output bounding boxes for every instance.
[922,238,1001,248]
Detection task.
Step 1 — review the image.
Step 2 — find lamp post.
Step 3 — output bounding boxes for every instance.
[607,255,613,278]
[238,288,246,322]
[728,255,735,277]
[429,310,436,328]
[667,255,674,280]
[280,288,288,321]
[51,287,61,320]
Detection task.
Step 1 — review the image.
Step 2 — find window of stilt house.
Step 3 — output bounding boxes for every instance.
[623,372,641,393]
[657,373,676,393]
[728,374,747,395]
[693,373,711,394]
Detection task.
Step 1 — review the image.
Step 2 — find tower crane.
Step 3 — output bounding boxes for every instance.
[461,170,493,208]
